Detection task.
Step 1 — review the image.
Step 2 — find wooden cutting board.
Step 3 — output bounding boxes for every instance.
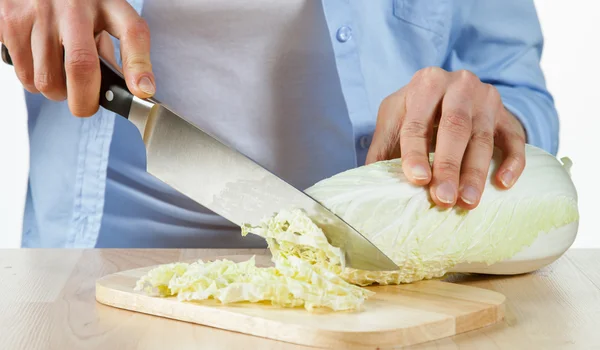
[96,261,506,349]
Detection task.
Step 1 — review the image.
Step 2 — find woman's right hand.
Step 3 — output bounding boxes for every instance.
[0,0,155,116]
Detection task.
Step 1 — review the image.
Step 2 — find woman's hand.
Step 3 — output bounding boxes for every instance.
[367,67,526,210]
[0,0,155,116]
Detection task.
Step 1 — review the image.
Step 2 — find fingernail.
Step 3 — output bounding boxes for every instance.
[411,165,429,180]
[138,76,155,95]
[436,182,456,204]
[501,171,514,187]
[461,186,479,205]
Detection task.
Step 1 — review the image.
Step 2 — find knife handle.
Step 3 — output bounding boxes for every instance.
[1,43,134,119]
[98,56,134,118]
[1,44,13,65]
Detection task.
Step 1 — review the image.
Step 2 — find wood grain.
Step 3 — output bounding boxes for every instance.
[0,249,599,349]
[95,260,505,349]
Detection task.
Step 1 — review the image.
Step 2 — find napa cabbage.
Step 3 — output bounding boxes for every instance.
[305,144,579,284]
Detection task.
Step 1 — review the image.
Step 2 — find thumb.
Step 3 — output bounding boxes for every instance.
[101,2,155,98]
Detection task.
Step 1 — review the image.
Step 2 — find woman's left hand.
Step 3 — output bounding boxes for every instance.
[366,67,527,210]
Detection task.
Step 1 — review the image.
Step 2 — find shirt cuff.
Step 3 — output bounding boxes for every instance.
[494,85,559,156]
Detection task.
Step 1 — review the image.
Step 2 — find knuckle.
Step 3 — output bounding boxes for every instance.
[1,6,30,33]
[486,83,501,100]
[15,67,34,87]
[126,18,151,41]
[65,48,97,75]
[416,66,444,79]
[508,152,526,170]
[123,53,151,71]
[456,69,480,87]
[378,90,405,121]
[70,101,99,118]
[401,149,428,162]
[378,94,395,116]
[463,167,488,183]
[380,94,394,110]
[441,111,471,135]
[401,120,429,138]
[414,67,446,91]
[485,84,503,110]
[34,72,59,93]
[34,72,51,91]
[0,2,16,26]
[471,130,494,149]
[435,159,461,175]
[0,3,9,23]
[457,69,477,80]
[506,145,526,163]
[33,0,51,17]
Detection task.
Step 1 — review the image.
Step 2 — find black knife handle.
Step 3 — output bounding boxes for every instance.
[98,56,134,118]
[1,44,12,65]
[1,43,133,119]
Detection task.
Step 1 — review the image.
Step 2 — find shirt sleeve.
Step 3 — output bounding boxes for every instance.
[443,0,559,155]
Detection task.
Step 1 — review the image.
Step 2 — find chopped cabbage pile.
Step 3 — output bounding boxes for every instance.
[135,255,372,311]
[135,145,579,311]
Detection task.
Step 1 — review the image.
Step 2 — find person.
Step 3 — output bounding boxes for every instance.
[0,0,558,248]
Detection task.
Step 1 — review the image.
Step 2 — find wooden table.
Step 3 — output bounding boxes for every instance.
[0,249,599,349]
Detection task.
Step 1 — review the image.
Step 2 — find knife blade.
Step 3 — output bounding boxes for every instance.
[1,44,398,271]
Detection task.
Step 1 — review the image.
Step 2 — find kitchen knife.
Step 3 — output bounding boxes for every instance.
[1,44,398,271]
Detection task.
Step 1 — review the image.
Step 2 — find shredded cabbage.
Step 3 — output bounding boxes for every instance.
[135,213,373,311]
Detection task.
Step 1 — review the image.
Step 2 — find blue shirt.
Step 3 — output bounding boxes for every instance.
[21,0,559,248]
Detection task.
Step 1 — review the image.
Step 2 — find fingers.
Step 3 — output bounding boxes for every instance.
[456,85,497,209]
[1,6,37,93]
[96,31,119,70]
[2,1,150,116]
[366,90,405,165]
[370,67,526,210]
[60,7,101,117]
[399,67,448,185]
[31,11,67,101]
[429,70,478,208]
[100,0,155,98]
[494,109,527,189]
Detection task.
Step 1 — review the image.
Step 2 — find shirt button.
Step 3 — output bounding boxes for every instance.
[336,26,353,43]
[359,135,371,149]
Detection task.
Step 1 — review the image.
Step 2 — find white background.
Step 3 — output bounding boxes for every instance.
[0,1,598,248]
